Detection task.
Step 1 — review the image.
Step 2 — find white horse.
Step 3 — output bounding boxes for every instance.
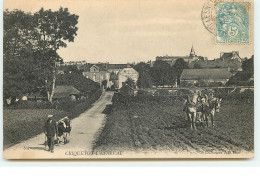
[184,90,201,130]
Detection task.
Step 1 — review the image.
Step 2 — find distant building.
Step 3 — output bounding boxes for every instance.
[118,67,139,89]
[156,45,201,66]
[107,64,130,74]
[81,62,138,89]
[53,85,80,101]
[82,63,110,84]
[219,51,241,62]
[189,51,242,72]
[64,61,87,66]
[180,68,232,85]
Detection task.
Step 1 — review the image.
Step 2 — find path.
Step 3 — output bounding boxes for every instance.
[4,91,114,159]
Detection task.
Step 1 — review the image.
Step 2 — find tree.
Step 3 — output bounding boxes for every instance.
[3,10,38,100]
[3,8,79,103]
[242,55,254,74]
[171,58,189,85]
[102,80,108,89]
[150,60,171,87]
[34,8,78,51]
[134,62,152,89]
[193,62,202,69]
[172,58,189,78]
[63,65,82,74]
[124,78,136,89]
[226,55,254,86]
[56,72,100,94]
[34,8,79,103]
[198,56,205,60]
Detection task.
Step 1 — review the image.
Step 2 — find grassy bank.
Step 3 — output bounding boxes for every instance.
[3,109,69,149]
[3,90,103,149]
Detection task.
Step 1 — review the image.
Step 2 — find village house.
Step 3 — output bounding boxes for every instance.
[82,63,137,89]
[180,68,232,86]
[82,63,110,84]
[106,64,133,88]
[118,67,139,89]
[219,51,242,62]
[53,85,81,101]
[107,64,131,74]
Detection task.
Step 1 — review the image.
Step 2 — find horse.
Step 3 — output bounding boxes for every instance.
[202,96,222,128]
[184,89,201,130]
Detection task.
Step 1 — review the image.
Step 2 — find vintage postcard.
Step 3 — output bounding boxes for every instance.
[3,0,254,159]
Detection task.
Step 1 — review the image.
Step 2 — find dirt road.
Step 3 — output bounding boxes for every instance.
[4,91,114,159]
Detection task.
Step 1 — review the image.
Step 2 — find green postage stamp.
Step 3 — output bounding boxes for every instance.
[216,2,250,44]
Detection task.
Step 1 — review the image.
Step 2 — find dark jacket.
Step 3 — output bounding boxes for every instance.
[44,119,57,137]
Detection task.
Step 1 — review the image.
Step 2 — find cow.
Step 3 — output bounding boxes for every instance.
[56,117,72,144]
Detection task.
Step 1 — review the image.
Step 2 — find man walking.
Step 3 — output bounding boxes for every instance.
[44,114,57,153]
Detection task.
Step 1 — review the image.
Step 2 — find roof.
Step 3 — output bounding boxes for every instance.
[156,56,192,60]
[189,59,242,69]
[118,67,139,75]
[180,68,232,80]
[108,64,130,70]
[53,85,80,98]
[220,51,241,61]
[83,64,108,72]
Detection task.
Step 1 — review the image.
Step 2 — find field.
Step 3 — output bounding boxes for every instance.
[94,96,254,154]
[3,109,70,149]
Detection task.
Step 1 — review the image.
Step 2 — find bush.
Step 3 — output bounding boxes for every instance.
[181,82,194,87]
[208,82,224,87]
[137,90,153,97]
[176,89,192,96]
[6,89,103,116]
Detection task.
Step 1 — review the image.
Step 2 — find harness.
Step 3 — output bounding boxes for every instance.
[202,98,220,115]
[186,95,197,107]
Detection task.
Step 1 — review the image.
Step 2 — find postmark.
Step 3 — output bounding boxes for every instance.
[201,0,216,34]
[216,2,250,44]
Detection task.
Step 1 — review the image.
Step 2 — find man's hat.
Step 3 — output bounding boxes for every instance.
[48,114,53,118]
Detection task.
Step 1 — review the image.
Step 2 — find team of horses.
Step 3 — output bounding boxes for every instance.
[183,89,222,130]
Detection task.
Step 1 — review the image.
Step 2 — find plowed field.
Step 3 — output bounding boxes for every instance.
[94,97,254,154]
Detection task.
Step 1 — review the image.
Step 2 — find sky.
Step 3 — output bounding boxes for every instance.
[4,0,254,63]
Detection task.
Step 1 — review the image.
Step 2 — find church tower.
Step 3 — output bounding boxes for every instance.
[190,45,196,57]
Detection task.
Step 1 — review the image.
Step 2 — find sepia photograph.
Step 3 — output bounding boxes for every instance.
[3,0,254,159]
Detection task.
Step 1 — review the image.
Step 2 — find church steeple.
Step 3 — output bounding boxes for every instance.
[190,44,196,57]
